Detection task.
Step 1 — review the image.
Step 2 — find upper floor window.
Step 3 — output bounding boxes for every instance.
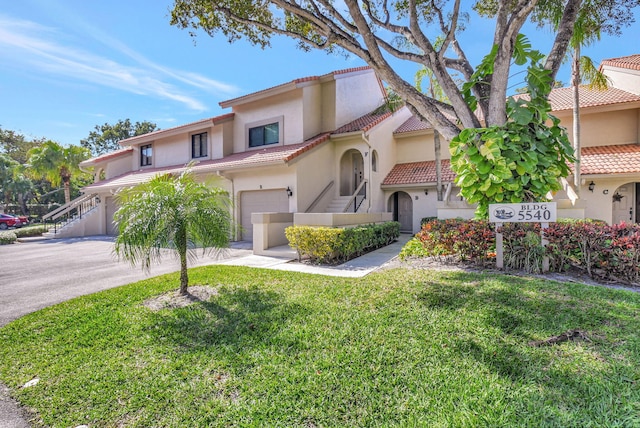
[140,144,152,167]
[249,122,279,148]
[191,132,208,158]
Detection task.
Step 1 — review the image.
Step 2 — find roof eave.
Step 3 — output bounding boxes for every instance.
[381,181,453,189]
[119,115,234,147]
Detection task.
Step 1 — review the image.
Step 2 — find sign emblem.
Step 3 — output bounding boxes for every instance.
[492,206,515,220]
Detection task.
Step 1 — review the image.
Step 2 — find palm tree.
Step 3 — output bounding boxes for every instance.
[569,47,609,193]
[27,141,90,204]
[113,168,232,295]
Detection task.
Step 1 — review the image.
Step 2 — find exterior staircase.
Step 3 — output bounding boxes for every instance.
[41,193,100,238]
[325,196,353,213]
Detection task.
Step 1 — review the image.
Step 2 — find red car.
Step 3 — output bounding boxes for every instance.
[0,213,28,229]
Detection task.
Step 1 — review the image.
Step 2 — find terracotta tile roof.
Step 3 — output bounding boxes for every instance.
[382,160,456,186]
[579,144,640,175]
[119,113,235,146]
[83,133,330,192]
[80,147,133,166]
[220,66,374,108]
[332,111,392,135]
[600,54,640,71]
[545,86,640,111]
[395,84,640,135]
[394,116,433,134]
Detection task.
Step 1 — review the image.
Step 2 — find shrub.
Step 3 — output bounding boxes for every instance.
[14,225,48,238]
[399,238,432,260]
[499,223,544,273]
[411,218,495,265]
[0,231,17,245]
[405,218,640,285]
[286,222,400,264]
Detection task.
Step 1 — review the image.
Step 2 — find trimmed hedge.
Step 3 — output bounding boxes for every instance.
[286,222,400,264]
[14,225,49,238]
[0,231,17,245]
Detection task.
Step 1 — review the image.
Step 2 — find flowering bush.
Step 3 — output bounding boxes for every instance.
[405,218,640,285]
[410,219,495,266]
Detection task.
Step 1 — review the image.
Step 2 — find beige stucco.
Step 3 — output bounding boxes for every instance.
[555,107,639,147]
[601,66,640,95]
[394,131,439,163]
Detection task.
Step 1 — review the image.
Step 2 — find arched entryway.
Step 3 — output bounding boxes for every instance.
[612,182,639,224]
[388,191,413,232]
[339,149,364,196]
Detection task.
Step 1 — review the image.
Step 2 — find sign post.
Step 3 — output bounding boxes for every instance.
[489,202,557,272]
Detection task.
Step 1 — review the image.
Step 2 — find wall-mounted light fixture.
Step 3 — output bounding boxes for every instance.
[286,186,293,197]
[424,189,429,196]
[588,181,595,192]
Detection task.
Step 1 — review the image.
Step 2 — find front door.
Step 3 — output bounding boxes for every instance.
[612,183,635,224]
[390,192,413,233]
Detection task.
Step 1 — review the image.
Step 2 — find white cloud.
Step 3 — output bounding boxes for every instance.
[0,14,238,111]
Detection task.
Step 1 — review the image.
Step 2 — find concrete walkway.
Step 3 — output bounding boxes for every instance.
[0,233,411,427]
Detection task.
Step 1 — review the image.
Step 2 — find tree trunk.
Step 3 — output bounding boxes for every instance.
[177,227,189,295]
[434,130,443,202]
[18,193,30,216]
[572,47,581,195]
[63,182,71,205]
[62,172,72,204]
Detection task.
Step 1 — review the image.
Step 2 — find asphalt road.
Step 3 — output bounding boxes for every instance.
[0,236,251,427]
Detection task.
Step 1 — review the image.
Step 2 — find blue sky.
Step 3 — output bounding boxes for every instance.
[1,0,639,148]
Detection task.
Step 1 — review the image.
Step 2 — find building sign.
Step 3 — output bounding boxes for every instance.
[489,202,557,223]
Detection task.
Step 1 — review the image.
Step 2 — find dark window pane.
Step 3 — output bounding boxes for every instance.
[249,123,278,148]
[140,144,152,166]
[249,127,264,147]
[264,123,279,145]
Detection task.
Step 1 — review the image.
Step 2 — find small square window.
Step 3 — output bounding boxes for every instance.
[140,144,152,166]
[249,122,279,148]
[192,132,208,158]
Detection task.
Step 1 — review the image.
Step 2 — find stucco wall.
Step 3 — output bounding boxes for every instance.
[334,71,385,127]
[394,132,438,164]
[367,107,412,212]
[603,67,640,95]
[293,142,335,212]
[555,108,639,147]
[231,91,304,154]
[104,154,133,180]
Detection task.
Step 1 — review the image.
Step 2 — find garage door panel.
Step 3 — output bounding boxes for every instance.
[240,190,288,240]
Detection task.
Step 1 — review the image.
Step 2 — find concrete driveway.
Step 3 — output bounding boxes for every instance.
[0,236,252,328]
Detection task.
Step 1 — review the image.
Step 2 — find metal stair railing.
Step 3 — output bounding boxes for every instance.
[42,193,100,235]
[343,179,368,213]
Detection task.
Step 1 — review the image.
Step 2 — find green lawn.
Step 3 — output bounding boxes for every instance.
[1,266,639,427]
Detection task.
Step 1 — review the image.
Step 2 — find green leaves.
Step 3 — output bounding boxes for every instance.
[114,168,232,293]
[450,34,575,218]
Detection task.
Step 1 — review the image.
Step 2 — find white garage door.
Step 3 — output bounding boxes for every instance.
[240,189,289,240]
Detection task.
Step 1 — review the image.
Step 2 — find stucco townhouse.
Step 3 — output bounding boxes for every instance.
[57,55,639,248]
